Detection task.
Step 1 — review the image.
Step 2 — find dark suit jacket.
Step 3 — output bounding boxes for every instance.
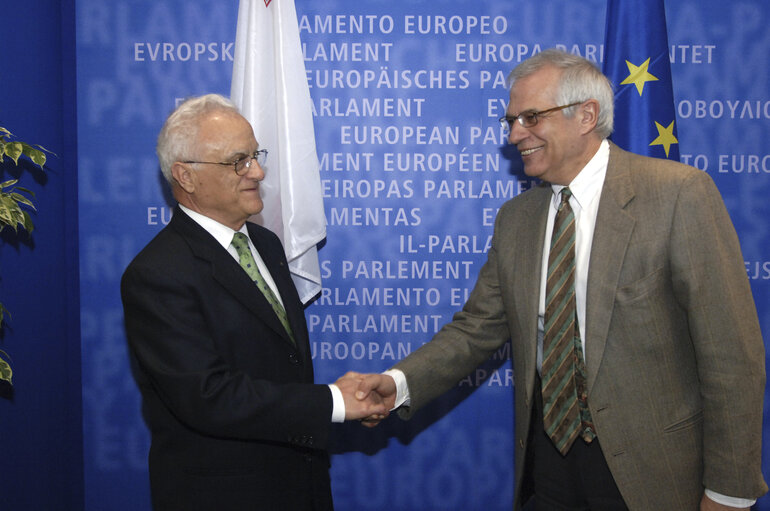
[395,143,767,510]
[121,206,333,511]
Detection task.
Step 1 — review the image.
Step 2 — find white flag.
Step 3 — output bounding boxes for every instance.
[231,0,326,304]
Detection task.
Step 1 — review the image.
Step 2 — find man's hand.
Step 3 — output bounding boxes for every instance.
[354,373,397,428]
[334,372,389,421]
[700,493,749,511]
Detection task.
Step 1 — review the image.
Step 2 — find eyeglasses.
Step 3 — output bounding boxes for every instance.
[183,149,268,176]
[498,102,584,133]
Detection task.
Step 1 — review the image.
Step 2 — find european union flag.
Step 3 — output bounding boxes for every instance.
[603,0,680,160]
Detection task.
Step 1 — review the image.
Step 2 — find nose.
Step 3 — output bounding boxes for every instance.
[508,120,528,145]
[246,157,265,181]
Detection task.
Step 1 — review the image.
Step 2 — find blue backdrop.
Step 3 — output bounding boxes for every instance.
[0,1,82,510]
[73,0,770,509]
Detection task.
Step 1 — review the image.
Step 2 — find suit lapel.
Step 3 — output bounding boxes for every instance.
[170,208,298,349]
[512,185,551,401]
[584,144,636,390]
[246,223,310,354]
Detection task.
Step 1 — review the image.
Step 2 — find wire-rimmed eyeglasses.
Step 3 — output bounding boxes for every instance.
[183,149,268,176]
[498,102,584,133]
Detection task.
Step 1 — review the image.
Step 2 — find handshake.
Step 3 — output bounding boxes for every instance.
[333,371,397,427]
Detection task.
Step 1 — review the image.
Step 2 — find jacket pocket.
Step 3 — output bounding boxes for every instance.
[663,409,703,433]
[616,267,666,304]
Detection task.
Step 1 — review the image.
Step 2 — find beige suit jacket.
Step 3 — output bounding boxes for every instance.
[395,143,767,510]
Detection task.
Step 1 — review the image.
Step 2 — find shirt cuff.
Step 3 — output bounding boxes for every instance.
[704,489,755,508]
[328,384,345,423]
[384,368,410,409]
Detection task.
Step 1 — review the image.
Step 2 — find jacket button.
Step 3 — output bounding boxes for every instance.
[288,354,299,364]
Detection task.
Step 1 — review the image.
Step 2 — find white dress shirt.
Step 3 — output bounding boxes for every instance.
[536,139,608,370]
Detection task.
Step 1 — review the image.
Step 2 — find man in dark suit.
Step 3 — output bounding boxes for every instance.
[121,94,387,511]
[355,50,767,510]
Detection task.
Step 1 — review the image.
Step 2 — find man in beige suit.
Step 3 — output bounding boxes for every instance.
[355,49,767,510]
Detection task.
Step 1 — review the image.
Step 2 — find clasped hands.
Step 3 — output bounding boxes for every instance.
[334,371,397,426]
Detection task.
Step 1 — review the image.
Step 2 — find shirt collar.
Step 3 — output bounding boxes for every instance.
[550,139,609,210]
[178,204,248,250]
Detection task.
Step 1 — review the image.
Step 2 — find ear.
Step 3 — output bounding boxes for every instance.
[171,161,196,193]
[578,99,600,135]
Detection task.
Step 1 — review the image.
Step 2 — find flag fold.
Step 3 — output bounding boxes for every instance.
[231,0,326,303]
[603,0,680,160]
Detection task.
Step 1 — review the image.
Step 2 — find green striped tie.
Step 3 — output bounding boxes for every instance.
[541,188,594,455]
[231,232,295,345]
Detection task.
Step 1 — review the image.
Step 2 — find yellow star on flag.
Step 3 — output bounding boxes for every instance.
[620,57,659,96]
[649,120,678,157]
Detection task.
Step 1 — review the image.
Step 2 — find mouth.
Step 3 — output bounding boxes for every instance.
[519,146,543,157]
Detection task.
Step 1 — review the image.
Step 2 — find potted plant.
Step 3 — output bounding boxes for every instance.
[0,126,50,388]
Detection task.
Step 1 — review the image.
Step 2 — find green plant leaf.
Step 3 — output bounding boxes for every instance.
[23,145,47,168]
[12,185,34,196]
[32,144,54,155]
[0,127,49,386]
[0,349,12,386]
[10,192,36,209]
[0,193,23,212]
[0,209,12,229]
[0,194,27,232]
[22,210,34,233]
[0,129,52,170]
[3,141,23,165]
[0,178,37,233]
[0,202,18,229]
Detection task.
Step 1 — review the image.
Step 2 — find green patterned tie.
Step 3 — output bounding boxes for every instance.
[231,232,295,345]
[541,188,594,455]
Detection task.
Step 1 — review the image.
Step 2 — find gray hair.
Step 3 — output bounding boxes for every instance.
[156,94,241,183]
[507,49,614,139]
